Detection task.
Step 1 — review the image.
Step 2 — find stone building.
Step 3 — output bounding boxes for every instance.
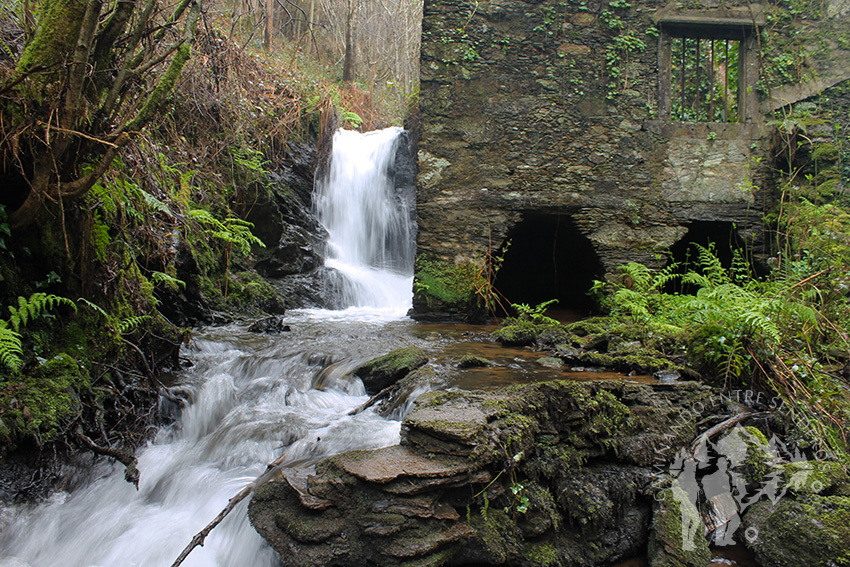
[412,0,850,319]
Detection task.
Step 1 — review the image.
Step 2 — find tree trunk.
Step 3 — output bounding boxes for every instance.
[16,0,88,79]
[342,1,354,82]
[263,0,274,49]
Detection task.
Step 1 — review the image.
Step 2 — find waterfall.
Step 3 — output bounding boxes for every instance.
[0,127,421,567]
[315,127,414,315]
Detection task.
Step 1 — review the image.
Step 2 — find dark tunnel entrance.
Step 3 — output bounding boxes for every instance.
[668,221,746,272]
[493,214,604,317]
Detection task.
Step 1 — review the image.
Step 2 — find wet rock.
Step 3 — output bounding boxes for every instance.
[457,355,494,368]
[254,224,323,278]
[350,366,441,420]
[653,369,681,382]
[648,486,711,567]
[354,347,429,394]
[247,316,290,334]
[332,444,476,484]
[249,379,722,567]
[537,357,564,369]
[742,494,850,567]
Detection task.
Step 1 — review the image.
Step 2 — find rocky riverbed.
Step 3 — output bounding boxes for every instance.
[248,352,850,567]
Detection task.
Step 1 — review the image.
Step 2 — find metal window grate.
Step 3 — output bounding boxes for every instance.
[671,37,740,122]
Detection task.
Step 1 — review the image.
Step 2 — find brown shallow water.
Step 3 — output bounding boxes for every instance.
[409,321,655,390]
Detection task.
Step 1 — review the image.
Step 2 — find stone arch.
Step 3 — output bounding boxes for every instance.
[493,214,604,316]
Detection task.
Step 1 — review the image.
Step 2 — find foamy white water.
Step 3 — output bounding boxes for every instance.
[0,127,420,567]
[0,321,406,567]
[315,127,414,313]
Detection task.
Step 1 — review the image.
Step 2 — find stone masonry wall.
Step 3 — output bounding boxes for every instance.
[413,0,850,318]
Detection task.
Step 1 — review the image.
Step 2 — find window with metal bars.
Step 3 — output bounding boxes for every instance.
[657,16,758,124]
[671,37,740,122]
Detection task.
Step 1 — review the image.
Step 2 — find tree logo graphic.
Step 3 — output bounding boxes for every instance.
[667,424,821,549]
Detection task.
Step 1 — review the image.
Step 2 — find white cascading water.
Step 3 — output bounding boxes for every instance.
[315,127,414,316]
[0,128,418,567]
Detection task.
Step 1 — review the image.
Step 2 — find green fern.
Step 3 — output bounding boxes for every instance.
[8,293,77,332]
[0,323,23,372]
[77,297,110,318]
[150,271,186,290]
[117,315,151,334]
[189,209,265,255]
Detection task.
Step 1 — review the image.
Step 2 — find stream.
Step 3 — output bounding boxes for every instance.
[0,127,568,567]
[0,127,751,567]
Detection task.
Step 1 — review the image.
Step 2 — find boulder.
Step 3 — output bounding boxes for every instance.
[247,316,290,334]
[743,494,850,566]
[249,380,720,567]
[354,347,429,394]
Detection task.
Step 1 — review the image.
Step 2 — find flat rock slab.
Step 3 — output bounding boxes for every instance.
[333,444,475,484]
[404,404,488,443]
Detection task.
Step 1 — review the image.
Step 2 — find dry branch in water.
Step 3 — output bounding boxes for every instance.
[169,452,290,567]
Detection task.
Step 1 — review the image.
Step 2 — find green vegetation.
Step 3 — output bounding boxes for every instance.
[414,255,485,312]
[0,0,413,465]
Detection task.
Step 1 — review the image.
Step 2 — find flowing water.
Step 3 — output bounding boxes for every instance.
[0,127,749,567]
[0,127,421,567]
[315,126,414,314]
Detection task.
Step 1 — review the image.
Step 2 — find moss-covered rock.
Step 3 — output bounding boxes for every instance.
[0,353,88,446]
[648,486,711,567]
[355,347,429,394]
[411,256,486,322]
[250,379,720,567]
[743,494,850,567]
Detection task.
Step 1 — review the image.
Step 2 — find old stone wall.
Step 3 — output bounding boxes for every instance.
[413,0,850,318]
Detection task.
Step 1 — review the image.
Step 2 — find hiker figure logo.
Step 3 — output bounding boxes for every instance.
[667,424,821,550]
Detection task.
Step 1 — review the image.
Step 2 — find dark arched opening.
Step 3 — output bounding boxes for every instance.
[665,221,767,294]
[493,214,603,317]
[668,221,744,271]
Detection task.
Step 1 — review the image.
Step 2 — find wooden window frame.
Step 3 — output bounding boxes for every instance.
[658,16,760,123]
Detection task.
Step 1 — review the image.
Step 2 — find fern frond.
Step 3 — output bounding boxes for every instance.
[117,315,151,334]
[151,271,186,290]
[693,243,730,285]
[77,298,110,318]
[612,288,649,321]
[0,323,23,372]
[139,189,173,217]
[8,293,77,332]
[189,208,227,231]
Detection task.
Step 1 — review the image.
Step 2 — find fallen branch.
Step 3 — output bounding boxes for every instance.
[347,382,396,416]
[689,411,768,453]
[76,429,140,488]
[169,451,291,567]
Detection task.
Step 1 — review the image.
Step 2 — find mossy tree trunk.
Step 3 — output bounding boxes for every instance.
[1,0,201,229]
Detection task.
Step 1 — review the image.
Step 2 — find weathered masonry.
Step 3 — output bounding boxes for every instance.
[412,0,850,320]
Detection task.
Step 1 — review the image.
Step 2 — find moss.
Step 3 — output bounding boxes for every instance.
[355,347,429,393]
[16,0,87,79]
[493,318,571,347]
[226,271,285,314]
[648,486,711,567]
[520,542,559,566]
[470,508,521,563]
[0,353,89,445]
[782,460,850,495]
[744,495,850,567]
[413,255,483,311]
